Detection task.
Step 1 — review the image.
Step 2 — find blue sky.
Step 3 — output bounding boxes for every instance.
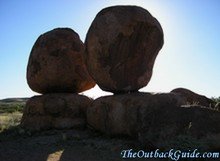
[0,0,220,99]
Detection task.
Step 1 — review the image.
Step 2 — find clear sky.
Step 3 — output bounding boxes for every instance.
[0,0,220,99]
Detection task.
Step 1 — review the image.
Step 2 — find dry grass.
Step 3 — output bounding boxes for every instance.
[0,112,23,132]
[0,98,27,132]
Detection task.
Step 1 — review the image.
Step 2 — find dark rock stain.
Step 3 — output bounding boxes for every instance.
[30,59,41,76]
[104,22,162,90]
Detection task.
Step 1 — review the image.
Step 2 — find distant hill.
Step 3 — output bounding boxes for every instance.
[0,98,28,113]
[0,98,29,103]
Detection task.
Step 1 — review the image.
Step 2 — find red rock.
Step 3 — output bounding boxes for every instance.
[21,93,92,131]
[27,28,95,94]
[171,88,215,108]
[85,6,164,93]
[87,92,220,148]
[87,92,185,136]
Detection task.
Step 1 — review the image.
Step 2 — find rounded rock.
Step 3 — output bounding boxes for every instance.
[21,93,93,131]
[27,28,95,94]
[85,6,164,93]
[171,88,215,108]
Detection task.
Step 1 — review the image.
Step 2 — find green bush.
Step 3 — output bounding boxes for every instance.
[0,103,25,113]
[211,96,220,103]
[211,97,220,110]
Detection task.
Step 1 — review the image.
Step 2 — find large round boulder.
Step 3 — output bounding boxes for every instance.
[85,6,164,93]
[27,28,95,94]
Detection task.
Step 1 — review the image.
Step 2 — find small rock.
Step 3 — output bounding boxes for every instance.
[171,88,215,108]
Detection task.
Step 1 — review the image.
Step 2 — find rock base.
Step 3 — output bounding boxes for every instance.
[87,92,185,136]
[87,92,220,148]
[21,93,92,131]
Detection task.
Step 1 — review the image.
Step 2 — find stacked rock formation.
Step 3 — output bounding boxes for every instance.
[85,5,163,133]
[21,28,95,130]
[21,6,220,150]
[84,6,220,148]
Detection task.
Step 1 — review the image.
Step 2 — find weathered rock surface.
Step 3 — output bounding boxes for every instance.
[21,93,92,131]
[87,92,220,148]
[27,28,95,94]
[85,6,164,93]
[139,105,220,149]
[87,92,185,136]
[171,88,215,108]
